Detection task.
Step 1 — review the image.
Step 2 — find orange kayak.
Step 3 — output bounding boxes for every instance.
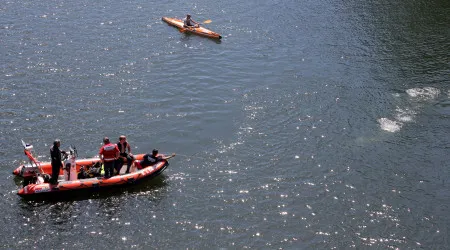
[17,160,168,198]
[162,17,222,39]
[13,154,145,179]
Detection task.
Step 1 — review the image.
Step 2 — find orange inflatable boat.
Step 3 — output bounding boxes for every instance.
[17,159,168,198]
[14,141,174,199]
[162,17,222,39]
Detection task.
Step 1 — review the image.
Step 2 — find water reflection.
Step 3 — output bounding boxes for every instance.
[179,33,222,45]
[11,175,171,247]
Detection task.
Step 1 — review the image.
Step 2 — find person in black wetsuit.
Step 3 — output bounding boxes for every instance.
[140,149,176,168]
[50,139,66,184]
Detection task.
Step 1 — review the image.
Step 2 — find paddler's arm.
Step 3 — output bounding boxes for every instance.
[192,20,200,27]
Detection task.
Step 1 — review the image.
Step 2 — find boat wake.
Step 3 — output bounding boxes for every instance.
[377,117,402,133]
[378,87,441,133]
[405,87,441,100]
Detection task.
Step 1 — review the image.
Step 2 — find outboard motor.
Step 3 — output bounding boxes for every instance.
[18,140,41,178]
[63,146,78,181]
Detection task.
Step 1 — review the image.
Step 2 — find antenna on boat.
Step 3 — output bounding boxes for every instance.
[71,145,78,158]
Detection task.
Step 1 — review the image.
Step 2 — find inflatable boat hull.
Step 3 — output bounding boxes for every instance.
[17,160,168,199]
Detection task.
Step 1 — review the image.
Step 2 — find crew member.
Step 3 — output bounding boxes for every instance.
[116,135,134,174]
[139,149,176,168]
[50,139,66,184]
[99,137,119,178]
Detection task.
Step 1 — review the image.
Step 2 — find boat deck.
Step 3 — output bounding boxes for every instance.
[57,162,138,181]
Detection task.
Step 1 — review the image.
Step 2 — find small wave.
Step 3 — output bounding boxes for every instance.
[378,108,415,133]
[378,118,402,133]
[394,107,416,122]
[406,87,440,100]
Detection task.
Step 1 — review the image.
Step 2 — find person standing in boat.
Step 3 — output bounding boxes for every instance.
[184,14,200,28]
[116,135,134,174]
[99,137,120,178]
[49,139,66,184]
[139,149,176,168]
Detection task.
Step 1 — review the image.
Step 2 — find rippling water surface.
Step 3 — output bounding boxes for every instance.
[1,0,449,248]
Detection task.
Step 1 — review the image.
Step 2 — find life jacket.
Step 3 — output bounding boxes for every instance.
[99,143,119,162]
[135,161,143,170]
[117,141,128,154]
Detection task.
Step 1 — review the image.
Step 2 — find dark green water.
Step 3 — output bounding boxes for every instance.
[1,0,449,248]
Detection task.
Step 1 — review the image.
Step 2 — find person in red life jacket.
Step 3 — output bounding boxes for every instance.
[99,137,119,178]
[49,139,66,184]
[137,149,176,169]
[116,135,134,174]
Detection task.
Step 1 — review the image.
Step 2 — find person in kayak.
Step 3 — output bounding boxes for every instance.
[49,139,66,184]
[139,149,176,168]
[183,14,200,28]
[99,137,120,178]
[116,135,134,174]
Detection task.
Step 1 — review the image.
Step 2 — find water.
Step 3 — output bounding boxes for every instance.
[1,0,449,248]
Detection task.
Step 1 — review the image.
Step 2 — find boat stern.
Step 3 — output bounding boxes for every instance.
[13,164,39,178]
[12,165,23,176]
